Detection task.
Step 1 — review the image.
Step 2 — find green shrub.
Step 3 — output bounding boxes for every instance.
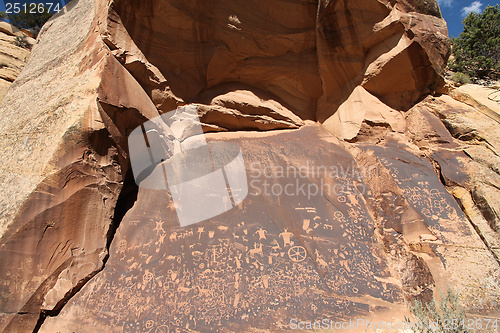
[450,5,500,82]
[451,72,471,85]
[14,35,31,49]
[405,287,466,333]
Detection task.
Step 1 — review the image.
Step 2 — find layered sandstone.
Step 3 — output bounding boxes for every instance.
[0,22,35,102]
[0,0,499,332]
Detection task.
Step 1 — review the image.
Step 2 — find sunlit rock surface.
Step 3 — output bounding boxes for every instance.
[0,22,34,102]
[0,0,499,332]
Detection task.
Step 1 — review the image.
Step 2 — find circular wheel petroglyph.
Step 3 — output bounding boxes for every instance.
[288,246,306,262]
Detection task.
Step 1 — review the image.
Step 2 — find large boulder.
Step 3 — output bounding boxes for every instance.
[0,1,125,330]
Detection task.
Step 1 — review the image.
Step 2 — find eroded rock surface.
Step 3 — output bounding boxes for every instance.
[41,126,409,332]
[0,0,499,332]
[0,1,124,331]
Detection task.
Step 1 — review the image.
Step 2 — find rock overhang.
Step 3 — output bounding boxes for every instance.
[108,0,450,131]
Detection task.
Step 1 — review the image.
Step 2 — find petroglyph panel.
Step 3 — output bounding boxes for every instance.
[41,126,405,332]
[363,144,474,239]
[357,142,500,309]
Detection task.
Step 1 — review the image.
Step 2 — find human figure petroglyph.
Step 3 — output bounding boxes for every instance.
[197,226,205,239]
[279,228,293,247]
[153,220,165,235]
[211,247,220,263]
[255,227,267,240]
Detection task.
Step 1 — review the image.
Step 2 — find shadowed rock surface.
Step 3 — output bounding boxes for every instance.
[0,0,499,332]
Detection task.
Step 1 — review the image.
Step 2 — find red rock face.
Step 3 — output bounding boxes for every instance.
[108,0,449,123]
[41,127,409,331]
[0,0,499,332]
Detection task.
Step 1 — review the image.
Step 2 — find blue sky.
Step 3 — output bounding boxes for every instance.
[437,0,499,37]
[0,0,497,38]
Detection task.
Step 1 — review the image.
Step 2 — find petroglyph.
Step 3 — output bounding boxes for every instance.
[365,144,470,237]
[39,127,405,332]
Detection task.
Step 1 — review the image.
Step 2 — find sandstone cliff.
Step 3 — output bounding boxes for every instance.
[0,22,35,102]
[0,0,499,332]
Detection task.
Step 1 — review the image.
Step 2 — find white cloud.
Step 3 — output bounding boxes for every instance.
[462,1,483,16]
[437,0,454,7]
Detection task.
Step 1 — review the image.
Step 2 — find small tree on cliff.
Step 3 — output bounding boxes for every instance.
[450,5,500,81]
